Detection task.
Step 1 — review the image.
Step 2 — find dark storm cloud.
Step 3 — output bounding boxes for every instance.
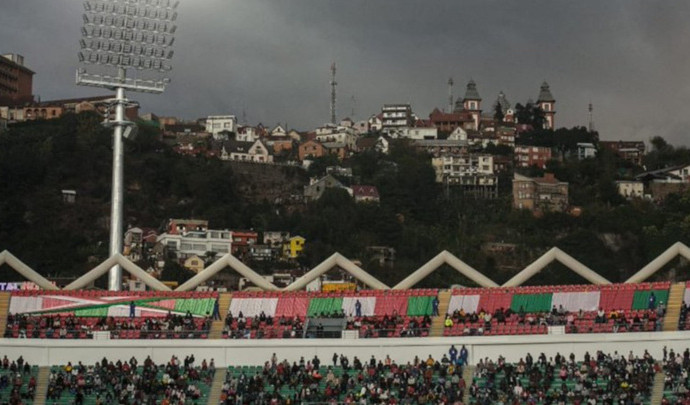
[2,0,690,144]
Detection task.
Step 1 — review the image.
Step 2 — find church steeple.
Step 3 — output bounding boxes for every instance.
[537,81,556,130]
[462,79,482,130]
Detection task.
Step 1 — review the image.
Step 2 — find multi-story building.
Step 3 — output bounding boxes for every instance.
[314,125,358,150]
[514,145,553,169]
[0,54,34,105]
[156,219,233,260]
[205,115,237,139]
[298,140,326,161]
[428,108,474,133]
[231,230,259,257]
[381,104,413,130]
[513,173,569,214]
[432,154,498,198]
[599,141,646,166]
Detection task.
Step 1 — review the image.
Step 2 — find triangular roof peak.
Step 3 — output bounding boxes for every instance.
[463,79,481,101]
[537,81,555,103]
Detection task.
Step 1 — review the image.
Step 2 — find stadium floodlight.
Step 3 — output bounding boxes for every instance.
[77,0,179,291]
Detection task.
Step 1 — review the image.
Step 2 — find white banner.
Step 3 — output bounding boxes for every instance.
[447,295,480,314]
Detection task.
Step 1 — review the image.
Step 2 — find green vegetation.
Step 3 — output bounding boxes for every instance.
[2,112,690,286]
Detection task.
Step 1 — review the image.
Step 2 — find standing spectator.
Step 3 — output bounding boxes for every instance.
[129,301,136,318]
[449,345,458,364]
[213,299,221,321]
[459,344,468,366]
[355,300,362,317]
[648,292,657,310]
[432,296,439,316]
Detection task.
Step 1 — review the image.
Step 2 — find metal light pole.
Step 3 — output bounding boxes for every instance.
[77,0,179,290]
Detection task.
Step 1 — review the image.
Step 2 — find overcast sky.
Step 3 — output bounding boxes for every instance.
[3,0,690,144]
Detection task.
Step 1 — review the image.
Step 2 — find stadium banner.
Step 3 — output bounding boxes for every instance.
[8,294,216,318]
[342,296,376,317]
[228,297,278,318]
[407,295,435,316]
[510,293,553,313]
[631,289,669,310]
[274,296,309,317]
[374,295,408,316]
[307,297,344,317]
[551,291,601,312]
[447,294,480,314]
[478,291,513,313]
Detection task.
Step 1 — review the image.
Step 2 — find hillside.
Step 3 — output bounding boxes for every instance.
[2,113,690,286]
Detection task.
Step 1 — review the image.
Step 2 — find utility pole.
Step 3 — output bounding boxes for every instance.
[448,77,454,112]
[588,101,595,132]
[330,62,337,125]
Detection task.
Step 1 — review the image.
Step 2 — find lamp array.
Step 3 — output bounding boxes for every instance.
[79,0,178,74]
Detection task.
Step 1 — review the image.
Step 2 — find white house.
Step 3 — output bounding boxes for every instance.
[205,115,237,139]
[271,124,287,138]
[315,126,359,150]
[615,180,644,199]
[156,229,233,259]
[221,139,274,163]
[368,114,383,132]
[576,143,597,160]
[448,127,468,142]
[236,125,259,142]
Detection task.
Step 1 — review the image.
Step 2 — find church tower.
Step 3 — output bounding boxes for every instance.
[537,81,556,130]
[462,79,482,130]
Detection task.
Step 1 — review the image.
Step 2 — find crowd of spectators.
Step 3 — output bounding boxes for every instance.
[346,314,432,338]
[221,352,466,404]
[46,355,214,405]
[470,350,657,405]
[661,346,690,404]
[223,312,305,339]
[444,304,664,336]
[4,312,212,340]
[0,355,36,405]
[222,310,431,340]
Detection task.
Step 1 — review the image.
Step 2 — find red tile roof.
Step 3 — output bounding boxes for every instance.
[352,185,380,199]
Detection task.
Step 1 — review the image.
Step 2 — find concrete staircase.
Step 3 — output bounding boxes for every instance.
[209,293,232,339]
[650,366,666,405]
[462,365,475,405]
[0,292,10,337]
[429,289,452,337]
[663,282,685,332]
[33,366,52,405]
[205,367,227,405]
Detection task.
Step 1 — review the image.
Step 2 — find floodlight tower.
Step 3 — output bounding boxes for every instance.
[77,0,179,291]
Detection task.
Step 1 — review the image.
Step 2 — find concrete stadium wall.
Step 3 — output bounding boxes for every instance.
[2,331,690,367]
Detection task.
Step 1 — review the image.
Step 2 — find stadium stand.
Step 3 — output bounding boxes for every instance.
[4,283,682,340]
[4,291,217,339]
[45,356,214,405]
[469,350,658,404]
[221,353,465,403]
[661,347,690,404]
[0,356,37,405]
[444,282,670,336]
[223,289,438,339]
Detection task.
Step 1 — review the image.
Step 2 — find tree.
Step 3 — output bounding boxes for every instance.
[493,102,505,122]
